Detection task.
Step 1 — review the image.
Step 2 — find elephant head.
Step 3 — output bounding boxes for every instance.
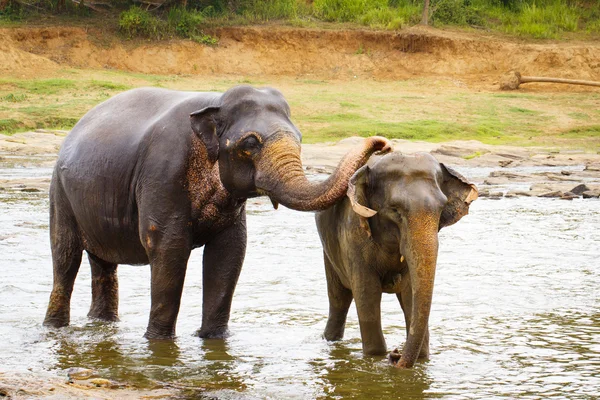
[190,85,391,211]
[347,152,477,368]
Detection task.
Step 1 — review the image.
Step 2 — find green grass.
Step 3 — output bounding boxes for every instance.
[0,118,23,134]
[0,78,76,95]
[2,93,27,102]
[463,151,485,160]
[0,71,599,150]
[86,80,131,91]
[508,106,542,115]
[560,125,600,137]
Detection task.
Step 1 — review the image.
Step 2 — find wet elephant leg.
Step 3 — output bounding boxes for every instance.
[352,271,386,356]
[145,249,190,339]
[144,233,191,340]
[323,252,353,341]
[87,253,119,321]
[397,285,430,360]
[44,196,83,328]
[196,213,247,339]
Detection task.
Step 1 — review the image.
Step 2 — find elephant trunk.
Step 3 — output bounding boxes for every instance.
[256,134,390,211]
[396,213,439,368]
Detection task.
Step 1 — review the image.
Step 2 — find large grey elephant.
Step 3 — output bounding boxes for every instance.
[43,85,391,339]
[315,151,477,368]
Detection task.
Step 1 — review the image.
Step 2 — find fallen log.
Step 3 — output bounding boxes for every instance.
[500,70,600,90]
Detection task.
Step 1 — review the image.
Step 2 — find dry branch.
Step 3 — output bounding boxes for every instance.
[500,70,600,90]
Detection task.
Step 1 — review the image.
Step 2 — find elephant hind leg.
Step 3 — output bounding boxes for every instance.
[44,185,83,328]
[87,253,119,322]
[323,253,353,342]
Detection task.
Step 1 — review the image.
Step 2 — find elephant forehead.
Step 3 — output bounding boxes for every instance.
[373,152,442,178]
[221,86,290,116]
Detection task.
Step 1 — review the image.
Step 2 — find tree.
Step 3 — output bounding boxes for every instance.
[421,0,430,25]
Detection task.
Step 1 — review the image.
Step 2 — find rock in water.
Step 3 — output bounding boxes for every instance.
[570,184,590,195]
[67,368,95,381]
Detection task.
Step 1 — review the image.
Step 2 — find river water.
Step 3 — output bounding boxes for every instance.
[0,165,598,399]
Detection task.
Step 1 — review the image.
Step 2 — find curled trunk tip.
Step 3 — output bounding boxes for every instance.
[258,135,393,212]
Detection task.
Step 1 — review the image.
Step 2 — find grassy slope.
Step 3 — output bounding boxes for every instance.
[1,69,599,149]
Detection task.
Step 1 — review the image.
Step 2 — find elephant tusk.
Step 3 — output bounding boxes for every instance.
[400,255,405,263]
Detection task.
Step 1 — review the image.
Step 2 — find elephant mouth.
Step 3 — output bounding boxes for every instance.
[256,188,280,210]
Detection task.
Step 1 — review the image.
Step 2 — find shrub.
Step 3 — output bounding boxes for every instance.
[313,0,387,22]
[119,6,168,40]
[502,0,579,38]
[167,6,204,37]
[241,0,298,20]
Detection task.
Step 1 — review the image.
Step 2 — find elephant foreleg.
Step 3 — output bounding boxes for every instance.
[87,253,119,322]
[353,271,386,356]
[196,212,247,339]
[397,288,430,360]
[144,233,191,340]
[323,253,353,341]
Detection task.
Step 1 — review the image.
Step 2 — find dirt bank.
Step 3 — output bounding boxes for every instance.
[1,25,600,82]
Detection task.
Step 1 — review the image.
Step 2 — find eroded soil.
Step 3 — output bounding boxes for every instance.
[2,25,600,83]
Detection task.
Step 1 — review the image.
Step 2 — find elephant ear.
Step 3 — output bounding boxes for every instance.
[190,106,220,164]
[347,165,376,237]
[439,164,478,230]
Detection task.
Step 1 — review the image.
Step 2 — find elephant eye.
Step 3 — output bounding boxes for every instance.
[240,134,261,150]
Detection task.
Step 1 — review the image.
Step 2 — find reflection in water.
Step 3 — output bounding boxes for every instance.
[311,343,434,399]
[0,168,599,398]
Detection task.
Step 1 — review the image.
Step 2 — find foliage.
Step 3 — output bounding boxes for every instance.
[239,0,299,21]
[1,0,600,39]
[119,6,168,39]
[118,5,217,43]
[501,1,580,38]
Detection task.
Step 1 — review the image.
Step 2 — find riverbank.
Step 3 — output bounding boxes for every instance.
[1,131,599,200]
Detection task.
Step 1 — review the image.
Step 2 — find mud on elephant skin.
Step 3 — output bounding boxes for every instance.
[315,151,477,368]
[43,85,392,340]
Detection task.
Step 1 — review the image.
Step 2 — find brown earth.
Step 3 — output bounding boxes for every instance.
[1,25,600,83]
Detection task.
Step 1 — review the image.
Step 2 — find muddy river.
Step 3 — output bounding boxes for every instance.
[0,165,598,399]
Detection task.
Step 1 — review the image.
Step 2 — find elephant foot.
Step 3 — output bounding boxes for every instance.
[388,348,402,365]
[388,347,429,367]
[144,324,176,340]
[87,310,119,322]
[144,331,176,340]
[195,326,230,339]
[43,316,69,328]
[43,309,70,328]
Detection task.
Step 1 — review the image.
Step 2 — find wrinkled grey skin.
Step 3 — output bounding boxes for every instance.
[43,85,391,340]
[315,152,478,368]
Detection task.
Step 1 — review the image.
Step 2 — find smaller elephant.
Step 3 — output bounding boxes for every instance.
[315,152,477,368]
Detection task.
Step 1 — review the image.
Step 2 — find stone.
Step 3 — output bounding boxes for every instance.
[67,368,96,381]
[585,163,600,172]
[89,378,112,387]
[505,190,533,198]
[499,160,513,167]
[561,192,579,200]
[582,190,600,199]
[539,191,563,198]
[570,184,590,195]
